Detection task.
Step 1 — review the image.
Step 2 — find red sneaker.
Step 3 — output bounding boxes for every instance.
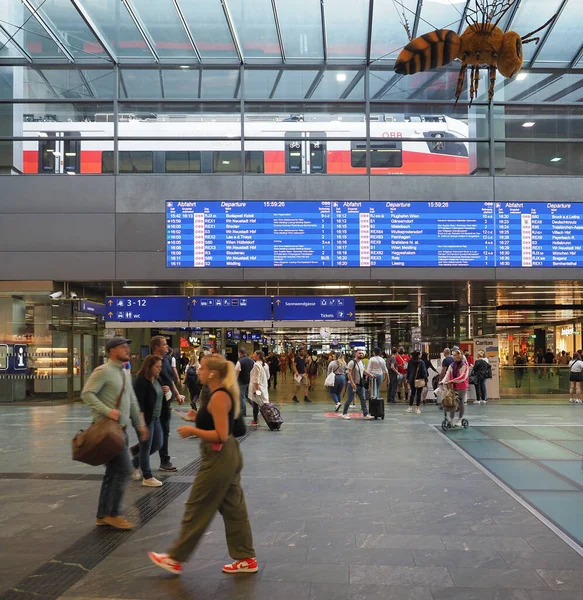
[250,420,259,426]
[222,558,258,574]
[148,552,183,575]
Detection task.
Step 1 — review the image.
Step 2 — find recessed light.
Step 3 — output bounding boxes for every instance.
[179,65,190,69]
[550,157,562,162]
[522,122,535,128]
[336,73,347,82]
[516,73,528,81]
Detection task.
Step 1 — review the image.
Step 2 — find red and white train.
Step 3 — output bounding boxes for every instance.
[21,114,470,175]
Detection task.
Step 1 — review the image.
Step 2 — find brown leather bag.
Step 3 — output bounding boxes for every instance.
[72,374,127,466]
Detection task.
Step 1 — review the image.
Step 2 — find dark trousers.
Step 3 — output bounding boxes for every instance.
[409,385,423,407]
[97,432,131,519]
[268,372,278,389]
[159,407,171,465]
[475,379,487,401]
[132,418,163,480]
[388,372,397,403]
[168,437,255,563]
[252,401,259,422]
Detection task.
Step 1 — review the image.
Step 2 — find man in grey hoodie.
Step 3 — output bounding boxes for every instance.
[81,337,148,529]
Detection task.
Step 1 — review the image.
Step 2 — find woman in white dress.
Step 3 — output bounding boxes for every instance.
[250,350,270,425]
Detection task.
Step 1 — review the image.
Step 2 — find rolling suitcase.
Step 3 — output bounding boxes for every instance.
[259,402,283,431]
[368,377,385,420]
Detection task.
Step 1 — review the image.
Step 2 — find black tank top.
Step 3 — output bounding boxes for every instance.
[195,387,235,435]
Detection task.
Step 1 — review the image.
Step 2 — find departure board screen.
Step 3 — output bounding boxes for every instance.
[496,202,583,267]
[167,200,583,268]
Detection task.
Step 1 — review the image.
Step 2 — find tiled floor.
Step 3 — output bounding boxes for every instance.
[2,382,583,600]
[444,424,583,548]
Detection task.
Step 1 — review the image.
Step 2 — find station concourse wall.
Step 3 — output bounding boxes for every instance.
[1,174,582,282]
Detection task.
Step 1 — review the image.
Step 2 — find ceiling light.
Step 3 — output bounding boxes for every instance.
[53,151,61,157]
[522,122,535,128]
[38,132,47,137]
[429,299,458,303]
[66,171,76,175]
[550,157,562,162]
[516,73,528,81]
[65,152,77,156]
[180,65,190,69]
[313,285,350,290]
[336,73,347,82]
[123,285,159,289]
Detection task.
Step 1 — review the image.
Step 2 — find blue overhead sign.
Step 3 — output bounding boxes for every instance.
[79,300,106,316]
[106,297,189,322]
[190,297,272,321]
[274,297,355,321]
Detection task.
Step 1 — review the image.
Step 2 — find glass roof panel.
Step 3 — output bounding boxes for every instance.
[27,0,110,61]
[23,68,57,97]
[42,68,92,98]
[80,0,154,60]
[120,69,162,98]
[533,1,583,67]
[244,69,280,99]
[200,69,240,99]
[2,5,66,60]
[81,69,115,98]
[419,0,466,35]
[129,0,197,61]
[507,0,564,64]
[311,70,364,100]
[325,0,368,61]
[370,0,417,64]
[0,67,15,99]
[162,68,201,99]
[0,27,24,59]
[178,0,238,61]
[228,0,281,61]
[270,69,320,98]
[275,0,323,61]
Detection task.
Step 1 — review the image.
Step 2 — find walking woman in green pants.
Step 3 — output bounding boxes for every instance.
[148,353,257,576]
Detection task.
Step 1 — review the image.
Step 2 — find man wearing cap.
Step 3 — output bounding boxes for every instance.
[81,337,148,530]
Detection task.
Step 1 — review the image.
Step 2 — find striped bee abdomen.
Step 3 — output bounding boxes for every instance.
[395,29,461,75]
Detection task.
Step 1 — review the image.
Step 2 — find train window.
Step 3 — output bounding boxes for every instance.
[102,151,154,173]
[39,140,56,172]
[245,151,264,174]
[424,132,468,157]
[310,141,326,173]
[165,151,201,173]
[286,141,302,172]
[213,151,241,173]
[213,151,264,174]
[351,141,402,168]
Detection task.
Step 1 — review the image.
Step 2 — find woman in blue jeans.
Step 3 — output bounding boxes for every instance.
[327,353,347,412]
[131,355,165,487]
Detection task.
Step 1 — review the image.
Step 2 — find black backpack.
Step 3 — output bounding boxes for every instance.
[186,366,201,394]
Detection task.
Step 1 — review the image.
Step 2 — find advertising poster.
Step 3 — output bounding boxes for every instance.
[474,337,500,399]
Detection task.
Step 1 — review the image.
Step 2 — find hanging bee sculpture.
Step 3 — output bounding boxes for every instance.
[394,0,558,103]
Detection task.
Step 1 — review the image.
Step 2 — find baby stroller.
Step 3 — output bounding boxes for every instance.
[441,384,468,431]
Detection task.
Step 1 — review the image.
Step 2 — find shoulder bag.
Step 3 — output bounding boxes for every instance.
[324,371,336,387]
[72,372,126,466]
[414,364,425,389]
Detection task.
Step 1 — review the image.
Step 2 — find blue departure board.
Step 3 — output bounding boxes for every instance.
[190,296,272,321]
[274,297,356,321]
[106,297,189,322]
[496,202,583,267]
[167,200,583,268]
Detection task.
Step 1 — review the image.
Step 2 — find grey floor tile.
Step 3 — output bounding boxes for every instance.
[307,546,415,566]
[356,534,445,550]
[441,536,536,553]
[499,551,583,570]
[412,549,507,568]
[213,580,311,600]
[309,583,432,600]
[430,589,532,600]
[528,592,583,600]
[447,568,550,590]
[525,535,579,553]
[535,569,583,591]
[349,565,453,587]
[261,562,349,584]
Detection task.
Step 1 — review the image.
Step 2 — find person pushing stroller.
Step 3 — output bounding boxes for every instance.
[440,349,469,428]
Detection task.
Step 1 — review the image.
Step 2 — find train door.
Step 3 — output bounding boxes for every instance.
[38,131,81,174]
[284,131,327,174]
